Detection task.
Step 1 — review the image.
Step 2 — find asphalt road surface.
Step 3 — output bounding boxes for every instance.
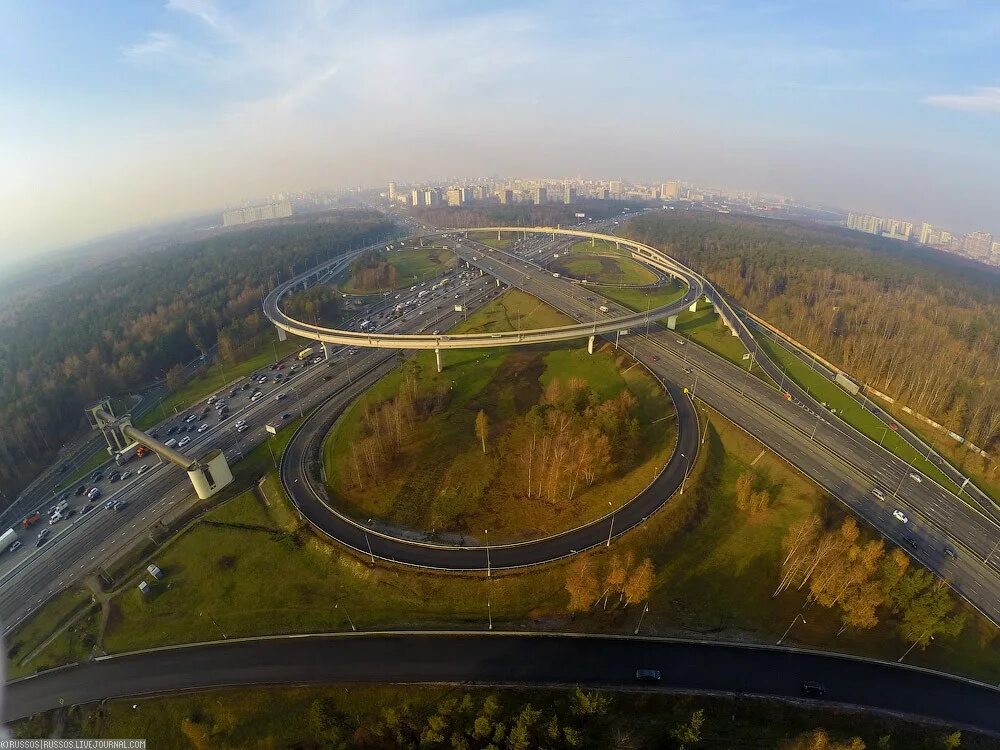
[6,633,999,735]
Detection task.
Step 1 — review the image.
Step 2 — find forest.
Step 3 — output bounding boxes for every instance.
[412,201,646,229]
[624,212,1000,455]
[0,211,393,502]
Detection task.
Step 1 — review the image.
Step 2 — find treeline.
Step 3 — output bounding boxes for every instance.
[624,213,1000,454]
[350,249,397,291]
[413,201,646,229]
[514,378,639,503]
[0,212,392,501]
[778,516,965,648]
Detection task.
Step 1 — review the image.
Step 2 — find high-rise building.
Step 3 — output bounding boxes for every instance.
[222,198,293,227]
[498,189,513,204]
[597,187,609,200]
[609,180,623,199]
[660,181,679,200]
[919,222,935,244]
[963,231,994,259]
[563,185,576,204]
[411,188,424,207]
[473,185,489,201]
[882,219,913,240]
[459,187,472,204]
[423,188,440,207]
[388,182,397,202]
[533,187,547,205]
[446,188,463,207]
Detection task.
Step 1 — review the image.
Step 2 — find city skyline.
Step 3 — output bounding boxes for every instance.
[2,0,1000,261]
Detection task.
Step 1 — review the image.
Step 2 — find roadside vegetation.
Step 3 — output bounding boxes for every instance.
[323,290,676,542]
[0,211,393,502]
[758,336,967,500]
[597,278,689,315]
[15,684,993,749]
[624,212,1000,463]
[341,245,456,294]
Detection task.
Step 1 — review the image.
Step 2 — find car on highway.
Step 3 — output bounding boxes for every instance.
[163,438,178,448]
[903,535,920,549]
[120,470,132,481]
[74,485,86,496]
[651,354,659,361]
[893,509,908,523]
[87,487,101,500]
[943,545,958,559]
[178,436,192,448]
[8,540,21,553]
[105,500,116,511]
[871,488,886,502]
[197,423,209,433]
[81,504,93,515]
[634,669,661,682]
[237,423,250,433]
[908,472,922,483]
[801,681,826,698]
[137,464,151,476]
[275,393,287,401]
[37,528,49,541]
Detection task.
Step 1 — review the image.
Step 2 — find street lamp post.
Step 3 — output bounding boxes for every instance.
[606,501,614,547]
[680,452,690,494]
[485,529,491,577]
[634,602,649,635]
[776,613,805,645]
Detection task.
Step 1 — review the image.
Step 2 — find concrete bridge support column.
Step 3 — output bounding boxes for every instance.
[689,300,699,313]
[435,348,443,373]
[587,335,596,354]
[497,229,502,241]
[276,326,287,342]
[667,315,678,330]
[321,341,333,359]
[496,278,501,287]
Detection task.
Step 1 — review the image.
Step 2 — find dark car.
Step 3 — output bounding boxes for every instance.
[943,545,958,559]
[281,412,292,420]
[74,485,86,496]
[92,472,104,483]
[903,535,920,550]
[635,669,661,682]
[324,375,334,381]
[801,681,826,698]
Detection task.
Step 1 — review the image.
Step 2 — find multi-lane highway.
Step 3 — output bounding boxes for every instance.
[0,263,503,636]
[6,633,1000,735]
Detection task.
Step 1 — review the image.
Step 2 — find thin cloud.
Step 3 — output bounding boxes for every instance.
[122,31,176,58]
[923,86,1000,112]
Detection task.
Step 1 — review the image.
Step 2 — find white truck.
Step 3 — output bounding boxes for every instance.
[0,528,16,552]
[599,305,610,313]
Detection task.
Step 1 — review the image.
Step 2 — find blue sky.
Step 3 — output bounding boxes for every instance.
[2,0,998,258]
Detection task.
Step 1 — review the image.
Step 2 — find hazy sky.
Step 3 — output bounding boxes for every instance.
[2,0,999,261]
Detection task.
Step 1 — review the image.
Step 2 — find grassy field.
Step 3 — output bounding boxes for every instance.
[340,246,456,294]
[469,231,513,249]
[134,336,308,430]
[597,278,688,313]
[758,336,967,500]
[6,586,94,677]
[322,289,676,542]
[671,306,757,370]
[17,684,997,748]
[569,238,626,256]
[551,252,658,286]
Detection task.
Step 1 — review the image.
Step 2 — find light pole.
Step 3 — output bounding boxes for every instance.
[485,529,491,577]
[776,613,805,645]
[879,423,890,447]
[680,452,690,494]
[365,531,375,564]
[634,602,649,635]
[606,501,614,547]
[985,538,1000,566]
[487,588,493,631]
[335,601,356,632]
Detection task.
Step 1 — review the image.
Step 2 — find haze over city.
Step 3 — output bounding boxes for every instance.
[2,0,999,262]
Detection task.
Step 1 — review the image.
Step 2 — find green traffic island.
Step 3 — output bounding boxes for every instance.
[321,290,677,545]
[549,250,660,287]
[338,244,457,296]
[13,684,993,749]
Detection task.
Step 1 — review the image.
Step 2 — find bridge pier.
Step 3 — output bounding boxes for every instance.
[497,229,502,241]
[321,341,333,359]
[276,326,287,342]
[689,300,699,313]
[667,315,678,330]
[435,348,443,373]
[587,335,596,354]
